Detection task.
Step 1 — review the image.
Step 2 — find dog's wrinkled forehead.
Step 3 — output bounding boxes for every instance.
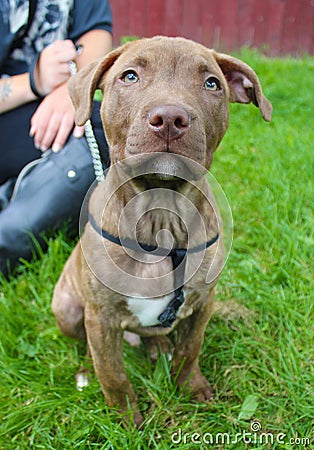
[102,37,224,84]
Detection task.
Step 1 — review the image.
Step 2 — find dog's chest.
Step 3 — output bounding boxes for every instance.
[126,293,176,327]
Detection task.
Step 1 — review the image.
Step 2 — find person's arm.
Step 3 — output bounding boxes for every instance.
[30,29,112,152]
[0,73,37,114]
[75,29,112,70]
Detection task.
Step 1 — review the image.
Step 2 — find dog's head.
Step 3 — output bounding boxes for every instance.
[69,36,272,183]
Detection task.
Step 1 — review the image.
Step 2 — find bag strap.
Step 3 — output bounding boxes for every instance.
[10,0,38,50]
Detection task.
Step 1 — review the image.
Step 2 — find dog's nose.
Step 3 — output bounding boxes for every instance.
[148,105,190,142]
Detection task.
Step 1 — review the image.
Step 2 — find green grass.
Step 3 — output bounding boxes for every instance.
[0,51,313,449]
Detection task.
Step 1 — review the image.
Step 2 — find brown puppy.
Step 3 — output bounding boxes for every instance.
[52,36,272,426]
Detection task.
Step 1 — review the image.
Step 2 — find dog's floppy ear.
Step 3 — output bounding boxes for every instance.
[68,46,126,126]
[213,52,272,121]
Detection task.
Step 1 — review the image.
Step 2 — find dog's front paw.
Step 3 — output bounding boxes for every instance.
[133,411,145,428]
[190,377,214,403]
[121,407,144,429]
[179,372,214,403]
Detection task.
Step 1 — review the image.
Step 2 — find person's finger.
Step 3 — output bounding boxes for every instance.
[56,48,77,63]
[38,113,61,152]
[51,113,75,152]
[53,41,77,63]
[31,115,48,150]
[73,125,85,138]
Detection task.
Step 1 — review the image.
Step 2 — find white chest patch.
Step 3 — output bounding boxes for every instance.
[127,294,175,327]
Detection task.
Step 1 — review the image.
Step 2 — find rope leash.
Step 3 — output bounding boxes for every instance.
[69,60,105,184]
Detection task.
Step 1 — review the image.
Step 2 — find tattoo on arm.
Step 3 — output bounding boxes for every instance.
[0,77,12,102]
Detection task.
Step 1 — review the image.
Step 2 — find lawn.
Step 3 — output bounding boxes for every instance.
[0,50,313,449]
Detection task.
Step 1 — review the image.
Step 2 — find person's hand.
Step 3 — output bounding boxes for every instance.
[34,40,77,97]
[30,83,84,152]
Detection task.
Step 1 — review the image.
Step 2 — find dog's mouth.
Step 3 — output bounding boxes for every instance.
[115,153,207,190]
[134,173,185,190]
[131,153,197,190]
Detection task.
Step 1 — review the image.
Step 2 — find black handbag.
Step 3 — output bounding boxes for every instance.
[0,137,93,276]
[0,103,108,277]
[0,178,16,211]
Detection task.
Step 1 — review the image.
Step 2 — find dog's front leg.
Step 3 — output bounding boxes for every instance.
[84,303,143,426]
[172,289,215,402]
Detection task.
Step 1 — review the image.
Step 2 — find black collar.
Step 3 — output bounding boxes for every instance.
[89,213,219,327]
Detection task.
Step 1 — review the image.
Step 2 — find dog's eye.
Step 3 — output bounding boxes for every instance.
[121,70,139,84]
[204,77,221,91]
